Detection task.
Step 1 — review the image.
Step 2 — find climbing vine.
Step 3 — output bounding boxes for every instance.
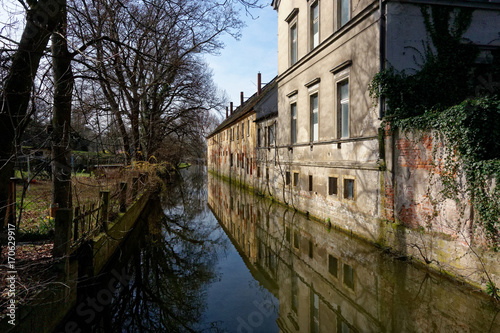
[370,5,500,249]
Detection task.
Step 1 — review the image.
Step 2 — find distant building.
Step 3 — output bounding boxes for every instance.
[207,74,277,187]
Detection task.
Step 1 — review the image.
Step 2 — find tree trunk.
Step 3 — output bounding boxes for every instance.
[0,0,64,227]
[51,3,73,257]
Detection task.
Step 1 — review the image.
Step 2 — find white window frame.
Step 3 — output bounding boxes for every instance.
[310,92,319,142]
[310,0,320,50]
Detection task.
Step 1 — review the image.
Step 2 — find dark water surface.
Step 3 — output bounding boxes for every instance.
[56,167,500,332]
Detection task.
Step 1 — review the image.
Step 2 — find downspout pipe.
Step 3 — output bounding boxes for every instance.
[379,0,386,120]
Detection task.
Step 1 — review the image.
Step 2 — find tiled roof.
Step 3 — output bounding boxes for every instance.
[207,76,277,138]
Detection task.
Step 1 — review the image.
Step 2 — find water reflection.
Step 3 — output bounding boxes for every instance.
[58,167,228,332]
[57,169,499,333]
[207,173,500,333]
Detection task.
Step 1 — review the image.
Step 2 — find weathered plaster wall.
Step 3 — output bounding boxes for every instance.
[383,126,499,290]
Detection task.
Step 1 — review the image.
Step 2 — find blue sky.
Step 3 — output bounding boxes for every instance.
[204,4,277,115]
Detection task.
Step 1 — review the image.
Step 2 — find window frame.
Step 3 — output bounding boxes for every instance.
[310,92,319,142]
[343,176,356,201]
[338,0,350,29]
[289,18,298,66]
[338,79,349,139]
[291,102,297,144]
[310,0,320,50]
[328,176,338,196]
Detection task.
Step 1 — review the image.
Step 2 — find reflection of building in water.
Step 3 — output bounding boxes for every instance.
[207,174,499,333]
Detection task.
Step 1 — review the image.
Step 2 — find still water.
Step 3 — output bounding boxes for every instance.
[58,167,500,332]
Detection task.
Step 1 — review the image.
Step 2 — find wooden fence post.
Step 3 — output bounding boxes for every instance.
[120,182,128,213]
[73,206,80,241]
[100,190,110,231]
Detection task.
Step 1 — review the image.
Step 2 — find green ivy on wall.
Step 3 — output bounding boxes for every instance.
[370,5,500,249]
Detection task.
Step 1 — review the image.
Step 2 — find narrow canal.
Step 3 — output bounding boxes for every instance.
[57,167,500,332]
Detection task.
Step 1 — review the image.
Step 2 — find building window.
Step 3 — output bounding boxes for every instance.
[308,240,313,258]
[242,123,244,138]
[311,291,319,333]
[291,103,297,144]
[310,93,319,142]
[344,178,355,200]
[308,175,313,192]
[338,0,350,28]
[293,230,299,249]
[268,123,275,146]
[343,263,355,290]
[293,172,299,187]
[328,254,338,277]
[257,166,261,178]
[328,177,338,196]
[310,0,319,49]
[247,120,250,136]
[286,171,291,185]
[338,80,349,138]
[266,167,269,181]
[242,154,245,169]
[237,126,239,140]
[286,227,291,242]
[290,22,298,65]
[257,128,262,147]
[230,153,233,167]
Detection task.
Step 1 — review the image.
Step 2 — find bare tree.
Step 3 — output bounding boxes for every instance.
[69,0,248,162]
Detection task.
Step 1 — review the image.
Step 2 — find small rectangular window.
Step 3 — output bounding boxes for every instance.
[247,120,250,136]
[328,254,338,277]
[242,123,244,138]
[286,171,291,185]
[268,124,275,146]
[286,227,291,243]
[338,80,349,139]
[293,230,299,249]
[343,263,355,290]
[310,0,319,49]
[308,240,313,258]
[310,93,319,142]
[257,166,261,178]
[230,153,233,167]
[257,128,262,147]
[266,167,269,181]
[344,178,355,200]
[291,103,297,144]
[308,175,313,192]
[293,172,299,187]
[328,177,338,196]
[290,22,298,65]
[339,0,350,28]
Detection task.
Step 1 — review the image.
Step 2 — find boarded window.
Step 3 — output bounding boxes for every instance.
[328,255,338,277]
[328,177,338,196]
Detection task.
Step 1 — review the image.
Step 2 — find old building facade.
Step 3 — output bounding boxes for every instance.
[208,0,500,289]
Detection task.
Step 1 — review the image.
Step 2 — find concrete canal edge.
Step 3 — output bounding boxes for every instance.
[0,188,153,333]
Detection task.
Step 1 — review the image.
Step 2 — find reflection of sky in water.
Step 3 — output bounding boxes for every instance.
[201,224,279,332]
